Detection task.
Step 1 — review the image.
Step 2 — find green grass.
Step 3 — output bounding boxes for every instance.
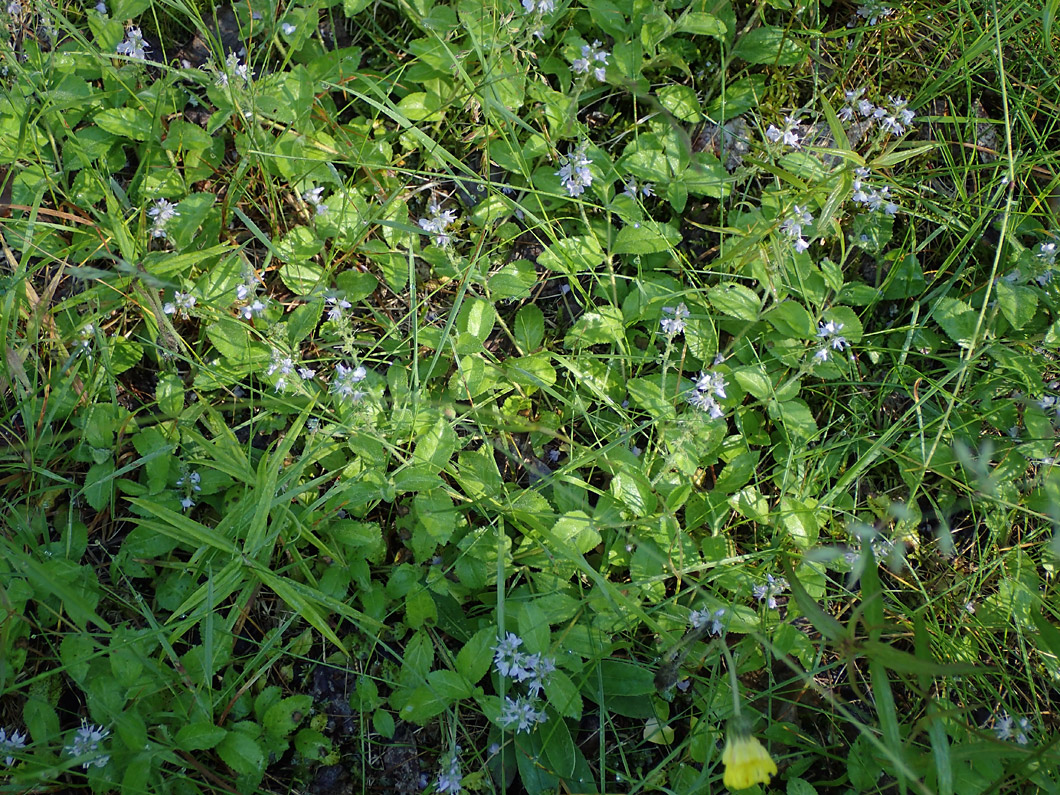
[0,0,1058,792]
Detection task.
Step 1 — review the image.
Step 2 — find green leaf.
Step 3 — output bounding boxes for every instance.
[732,25,807,65]
[489,259,537,300]
[765,301,815,338]
[706,75,765,121]
[264,695,313,738]
[682,154,731,197]
[413,417,457,472]
[505,354,556,390]
[542,714,577,777]
[676,12,726,37]
[515,304,545,352]
[459,297,496,341]
[155,373,184,419]
[94,108,154,141]
[613,220,681,254]
[657,85,701,123]
[768,397,818,440]
[996,280,1038,330]
[456,627,496,684]
[545,670,582,718]
[216,731,264,776]
[176,722,227,751]
[708,283,760,321]
[538,235,605,274]
[933,297,979,348]
[564,307,624,349]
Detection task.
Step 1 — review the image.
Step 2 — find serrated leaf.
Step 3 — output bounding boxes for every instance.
[708,283,760,320]
[613,220,681,254]
[94,107,154,141]
[765,301,815,338]
[564,307,624,349]
[176,722,228,752]
[216,731,264,776]
[514,304,545,352]
[264,695,313,738]
[996,280,1038,330]
[657,85,701,123]
[538,235,605,274]
[933,297,979,348]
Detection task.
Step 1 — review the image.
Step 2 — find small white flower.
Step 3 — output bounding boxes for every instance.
[660,303,689,336]
[303,186,328,215]
[298,366,316,380]
[325,295,352,322]
[116,25,149,59]
[180,496,195,510]
[689,607,727,636]
[418,199,458,246]
[436,747,463,794]
[499,695,546,733]
[241,299,266,319]
[555,141,593,197]
[492,632,526,678]
[94,1,107,13]
[572,41,609,81]
[766,115,802,148]
[281,22,296,35]
[163,290,196,318]
[64,720,110,769]
[148,198,180,240]
[752,574,789,609]
[856,0,894,25]
[0,727,27,765]
[331,363,368,402]
[694,370,727,399]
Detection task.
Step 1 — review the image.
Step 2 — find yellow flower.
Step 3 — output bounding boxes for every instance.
[722,732,778,790]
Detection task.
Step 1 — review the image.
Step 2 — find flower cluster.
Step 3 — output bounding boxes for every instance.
[555,141,593,198]
[991,712,1032,745]
[572,40,609,81]
[0,726,26,766]
[687,369,727,418]
[622,178,655,200]
[855,0,894,25]
[780,205,814,253]
[689,606,727,636]
[837,90,915,136]
[176,469,201,510]
[64,720,110,769]
[418,199,458,246]
[813,320,848,363]
[163,290,196,319]
[148,198,179,240]
[521,0,554,14]
[851,167,898,215]
[303,187,328,215]
[116,26,149,60]
[268,348,316,392]
[320,297,349,324]
[331,363,368,404]
[660,303,689,337]
[493,633,555,733]
[752,574,789,609]
[765,115,802,149]
[436,747,463,794]
[216,52,251,88]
